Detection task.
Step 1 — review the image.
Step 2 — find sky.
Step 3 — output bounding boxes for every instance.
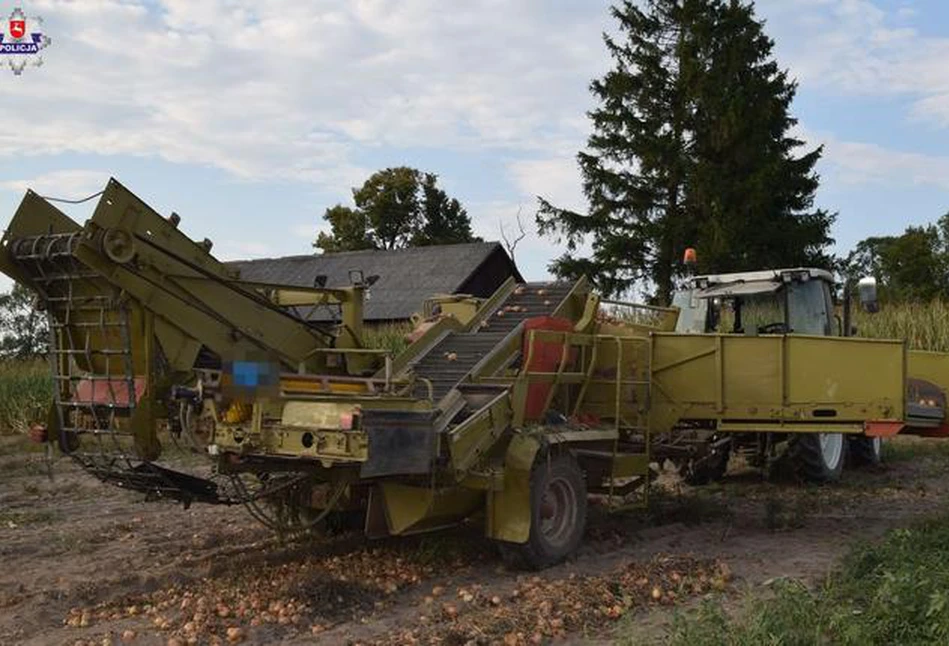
[2,0,949,294]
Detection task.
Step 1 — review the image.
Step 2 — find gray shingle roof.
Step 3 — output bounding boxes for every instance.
[227,241,520,322]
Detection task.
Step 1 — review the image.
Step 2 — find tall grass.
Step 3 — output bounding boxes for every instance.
[853,301,949,352]
[0,323,415,435]
[362,321,414,356]
[0,360,52,435]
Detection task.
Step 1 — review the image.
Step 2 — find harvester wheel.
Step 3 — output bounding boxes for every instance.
[499,452,587,570]
[101,227,136,264]
[849,436,883,467]
[788,433,847,483]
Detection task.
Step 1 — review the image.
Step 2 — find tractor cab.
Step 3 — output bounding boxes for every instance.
[670,265,884,486]
[673,267,839,336]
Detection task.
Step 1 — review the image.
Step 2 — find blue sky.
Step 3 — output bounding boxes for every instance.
[2,0,949,294]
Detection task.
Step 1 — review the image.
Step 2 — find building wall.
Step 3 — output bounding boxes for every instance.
[456,247,521,299]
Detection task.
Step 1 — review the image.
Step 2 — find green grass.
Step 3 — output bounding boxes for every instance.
[362,321,414,356]
[669,513,949,646]
[0,360,51,435]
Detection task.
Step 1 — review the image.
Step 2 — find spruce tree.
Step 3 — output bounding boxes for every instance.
[538,0,698,302]
[537,0,834,304]
[688,0,834,274]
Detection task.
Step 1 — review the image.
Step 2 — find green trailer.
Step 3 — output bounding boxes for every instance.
[3,180,949,569]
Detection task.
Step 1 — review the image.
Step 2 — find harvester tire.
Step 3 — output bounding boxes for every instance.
[788,433,847,483]
[499,452,587,570]
[849,436,883,467]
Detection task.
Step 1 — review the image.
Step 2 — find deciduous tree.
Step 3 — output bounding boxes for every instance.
[843,216,949,302]
[316,168,480,252]
[0,283,47,359]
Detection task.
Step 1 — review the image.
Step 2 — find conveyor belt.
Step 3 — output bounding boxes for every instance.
[409,282,574,403]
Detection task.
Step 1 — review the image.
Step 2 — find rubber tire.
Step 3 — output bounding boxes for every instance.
[498,452,587,570]
[788,433,847,483]
[681,445,730,486]
[849,436,883,467]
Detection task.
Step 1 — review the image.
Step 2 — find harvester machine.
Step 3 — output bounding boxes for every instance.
[0,179,380,505]
[5,179,949,569]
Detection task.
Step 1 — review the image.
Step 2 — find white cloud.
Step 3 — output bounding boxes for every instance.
[896,3,918,20]
[291,223,318,242]
[762,0,949,124]
[823,138,949,191]
[212,239,275,261]
[909,93,949,128]
[0,170,109,199]
[792,124,949,191]
[3,0,948,288]
[507,157,585,214]
[0,1,610,191]
[6,2,942,206]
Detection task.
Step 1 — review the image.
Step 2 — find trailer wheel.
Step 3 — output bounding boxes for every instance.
[849,436,883,467]
[789,433,846,483]
[499,452,587,570]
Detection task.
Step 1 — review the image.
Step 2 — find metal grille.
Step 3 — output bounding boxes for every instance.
[10,233,224,503]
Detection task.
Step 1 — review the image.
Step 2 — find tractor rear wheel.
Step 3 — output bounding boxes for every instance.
[499,452,587,570]
[789,432,847,483]
[849,436,883,467]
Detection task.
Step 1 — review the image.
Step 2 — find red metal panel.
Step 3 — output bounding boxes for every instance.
[74,377,146,406]
[522,317,575,422]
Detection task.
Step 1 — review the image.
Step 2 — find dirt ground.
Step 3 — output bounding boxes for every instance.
[2,436,948,646]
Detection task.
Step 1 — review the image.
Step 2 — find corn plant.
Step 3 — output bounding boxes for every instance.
[0,360,52,435]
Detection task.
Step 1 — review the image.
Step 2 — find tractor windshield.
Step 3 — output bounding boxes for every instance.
[711,290,785,334]
[787,279,833,335]
[718,281,833,335]
[674,274,835,336]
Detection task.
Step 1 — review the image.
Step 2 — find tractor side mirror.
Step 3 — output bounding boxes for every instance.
[858,276,879,313]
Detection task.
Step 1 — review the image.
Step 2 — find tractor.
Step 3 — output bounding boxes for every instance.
[671,266,882,483]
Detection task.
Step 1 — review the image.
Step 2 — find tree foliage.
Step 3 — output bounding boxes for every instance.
[315,167,480,252]
[537,0,834,304]
[0,283,48,359]
[842,214,949,302]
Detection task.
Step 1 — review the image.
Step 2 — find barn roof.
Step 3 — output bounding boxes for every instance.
[227,241,522,321]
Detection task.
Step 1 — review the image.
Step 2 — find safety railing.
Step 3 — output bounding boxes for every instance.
[509,328,653,510]
[509,329,651,432]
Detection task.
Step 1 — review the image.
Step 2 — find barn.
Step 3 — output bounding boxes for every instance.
[228,241,523,323]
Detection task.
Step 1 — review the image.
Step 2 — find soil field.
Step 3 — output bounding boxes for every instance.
[2,435,948,646]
